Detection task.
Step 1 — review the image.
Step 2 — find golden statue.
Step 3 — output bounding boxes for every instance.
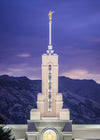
[48,11,54,23]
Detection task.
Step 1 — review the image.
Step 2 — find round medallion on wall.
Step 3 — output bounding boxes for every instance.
[43,129,57,140]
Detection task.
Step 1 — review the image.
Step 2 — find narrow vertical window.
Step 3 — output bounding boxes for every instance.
[48,65,52,111]
[49,65,51,71]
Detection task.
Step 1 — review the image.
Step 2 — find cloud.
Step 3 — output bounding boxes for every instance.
[88,37,100,43]
[16,53,31,58]
[63,69,100,84]
[0,64,41,80]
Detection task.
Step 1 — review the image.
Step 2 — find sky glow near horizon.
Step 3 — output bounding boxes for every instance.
[0,0,100,83]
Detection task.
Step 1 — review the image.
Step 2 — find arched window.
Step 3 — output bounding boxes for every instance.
[43,129,57,140]
[48,65,51,72]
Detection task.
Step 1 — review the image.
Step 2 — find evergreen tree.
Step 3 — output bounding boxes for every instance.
[0,115,5,124]
[0,126,15,140]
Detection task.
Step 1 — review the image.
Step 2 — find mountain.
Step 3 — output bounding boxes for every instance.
[0,75,100,124]
[59,76,100,103]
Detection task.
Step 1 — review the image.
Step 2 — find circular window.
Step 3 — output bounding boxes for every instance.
[43,129,57,140]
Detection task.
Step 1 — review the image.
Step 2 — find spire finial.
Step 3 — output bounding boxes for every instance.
[48,11,54,23]
[47,11,54,54]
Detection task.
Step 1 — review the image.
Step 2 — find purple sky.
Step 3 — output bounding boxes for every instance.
[0,0,100,83]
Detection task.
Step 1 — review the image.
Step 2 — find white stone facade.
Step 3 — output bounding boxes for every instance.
[30,52,70,120]
[37,53,63,117]
[3,125,100,140]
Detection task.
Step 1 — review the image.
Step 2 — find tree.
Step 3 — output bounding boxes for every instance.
[0,126,15,140]
[0,115,5,124]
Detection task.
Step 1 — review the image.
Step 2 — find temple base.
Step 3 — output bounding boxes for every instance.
[26,119,72,140]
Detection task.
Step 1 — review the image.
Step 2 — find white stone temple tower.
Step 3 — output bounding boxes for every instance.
[37,11,63,118]
[26,11,72,140]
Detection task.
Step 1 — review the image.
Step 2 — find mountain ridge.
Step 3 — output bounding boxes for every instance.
[0,75,100,124]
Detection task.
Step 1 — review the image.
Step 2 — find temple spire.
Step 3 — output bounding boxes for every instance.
[47,11,54,54]
[48,11,54,45]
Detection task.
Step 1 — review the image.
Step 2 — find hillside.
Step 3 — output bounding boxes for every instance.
[0,75,100,124]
